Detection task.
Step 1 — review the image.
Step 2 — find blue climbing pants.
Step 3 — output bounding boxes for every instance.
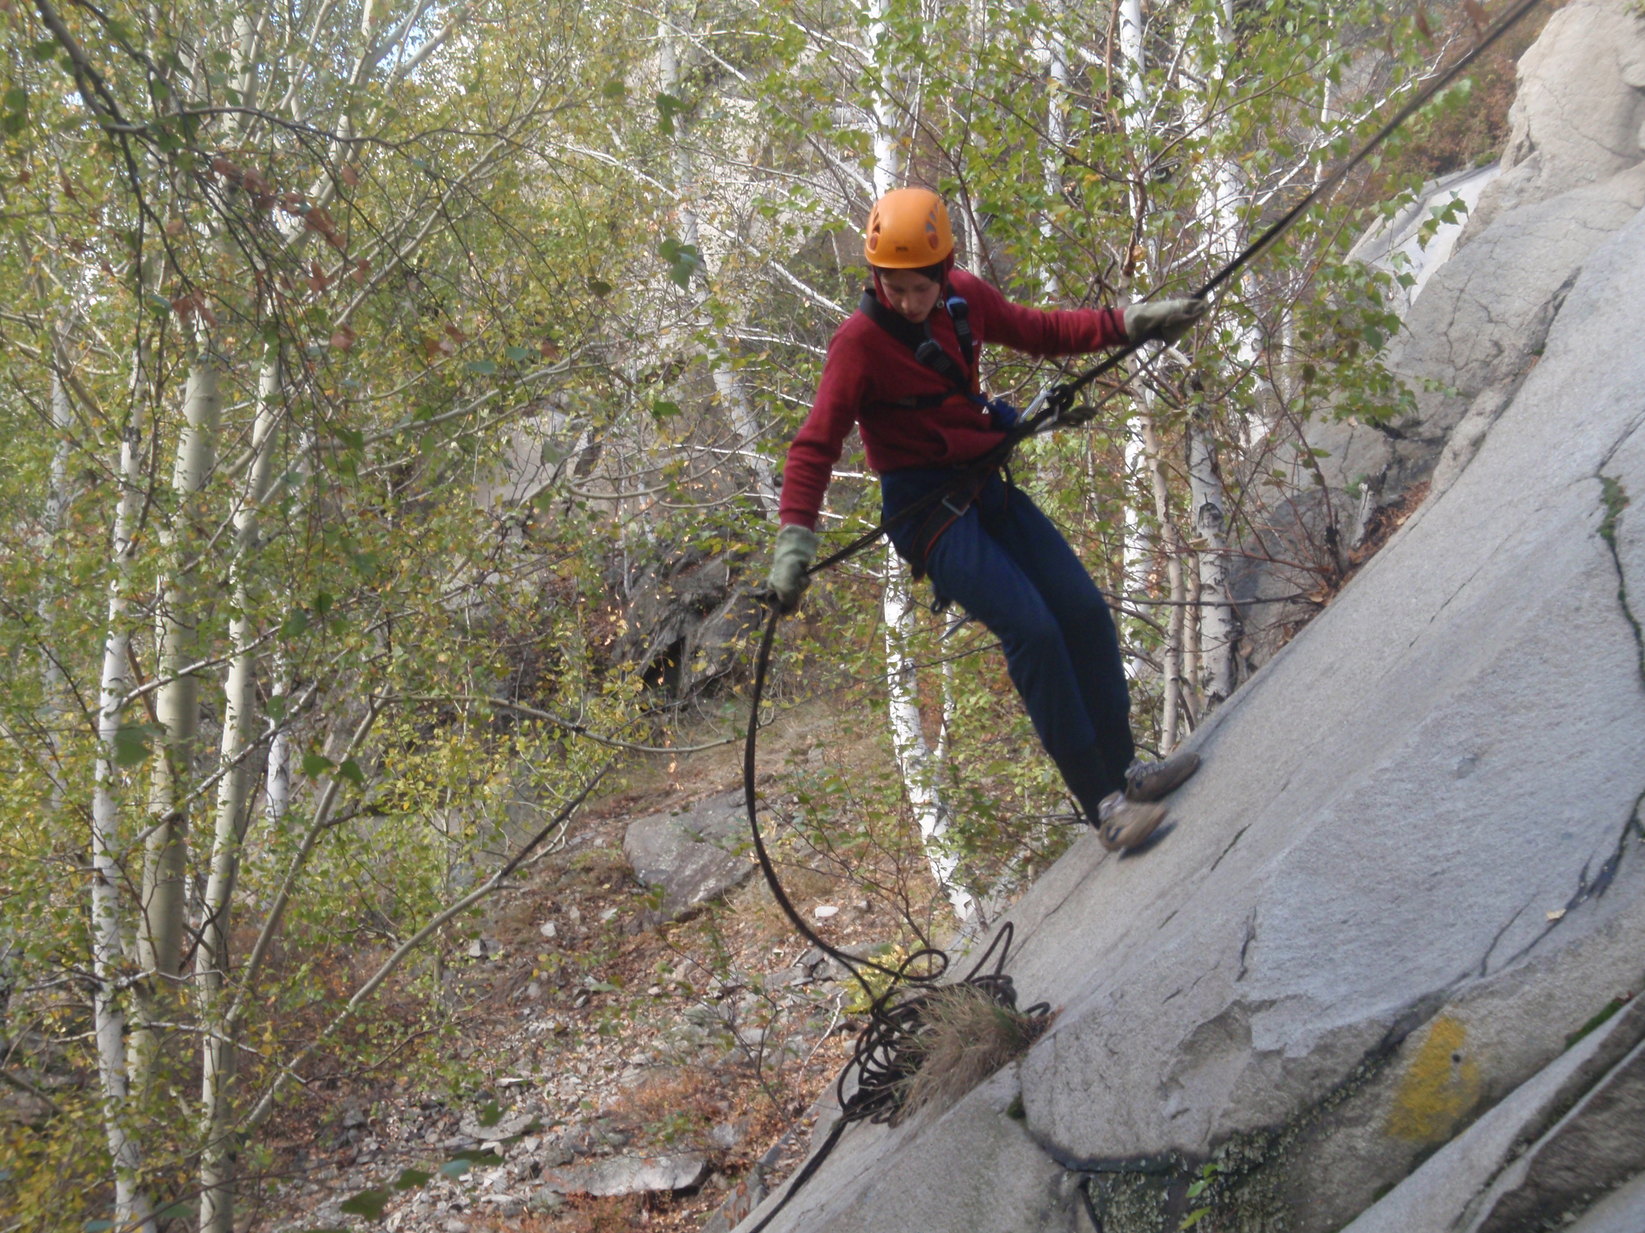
[880,467,1135,813]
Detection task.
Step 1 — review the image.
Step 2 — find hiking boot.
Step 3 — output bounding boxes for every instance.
[1094,792,1167,852]
[1124,751,1201,803]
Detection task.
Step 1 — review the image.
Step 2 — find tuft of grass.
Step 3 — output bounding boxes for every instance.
[892,984,1050,1124]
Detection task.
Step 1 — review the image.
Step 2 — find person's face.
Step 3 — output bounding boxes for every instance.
[878,268,942,324]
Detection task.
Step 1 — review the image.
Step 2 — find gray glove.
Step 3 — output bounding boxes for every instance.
[764,524,819,614]
[1124,297,1208,346]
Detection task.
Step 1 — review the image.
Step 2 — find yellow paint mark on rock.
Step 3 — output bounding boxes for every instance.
[1385,1014,1482,1143]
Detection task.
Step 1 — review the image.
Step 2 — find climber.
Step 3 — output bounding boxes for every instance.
[763,186,1205,850]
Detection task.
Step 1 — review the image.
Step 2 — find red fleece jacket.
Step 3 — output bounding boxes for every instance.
[777,268,1127,529]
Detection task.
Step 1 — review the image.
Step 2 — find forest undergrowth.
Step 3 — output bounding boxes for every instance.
[253,693,959,1233]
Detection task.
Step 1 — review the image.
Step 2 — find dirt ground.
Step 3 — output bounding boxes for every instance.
[254,696,955,1233]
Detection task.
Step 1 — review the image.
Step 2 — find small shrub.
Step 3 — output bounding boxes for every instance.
[892,983,1050,1123]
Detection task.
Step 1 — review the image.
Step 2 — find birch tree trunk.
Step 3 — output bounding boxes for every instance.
[860,0,966,916]
[1141,419,1189,745]
[1187,395,1242,709]
[139,358,221,984]
[90,392,158,1233]
[883,549,973,920]
[195,346,281,1233]
[41,320,75,709]
[1039,0,1070,300]
[1183,0,1251,709]
[1116,0,1164,692]
[659,4,777,515]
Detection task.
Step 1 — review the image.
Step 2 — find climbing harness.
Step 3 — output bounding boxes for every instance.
[852,287,1024,577]
[739,0,1552,1224]
[858,287,974,396]
[857,287,1021,428]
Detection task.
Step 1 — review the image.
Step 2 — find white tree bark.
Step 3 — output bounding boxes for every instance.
[140,358,222,982]
[883,549,974,920]
[265,653,292,828]
[659,5,777,515]
[1039,0,1070,299]
[860,0,966,916]
[195,347,281,1233]
[1187,399,1241,708]
[90,394,158,1233]
[1116,0,1160,685]
[41,327,74,706]
[1141,419,1188,746]
[1183,0,1250,709]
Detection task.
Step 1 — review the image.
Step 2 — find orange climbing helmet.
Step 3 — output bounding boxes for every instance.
[863,187,954,269]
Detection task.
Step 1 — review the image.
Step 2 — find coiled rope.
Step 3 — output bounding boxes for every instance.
[740,610,1052,1231]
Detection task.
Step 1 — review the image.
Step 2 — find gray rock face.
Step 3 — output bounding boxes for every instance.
[735,6,1645,1230]
[1468,0,1645,232]
[1240,0,1645,668]
[1343,997,1645,1233]
[615,547,765,697]
[624,789,754,923]
[540,1151,709,1197]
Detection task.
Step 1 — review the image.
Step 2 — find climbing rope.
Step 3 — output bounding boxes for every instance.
[737,1,1549,1224]
[739,609,1052,1231]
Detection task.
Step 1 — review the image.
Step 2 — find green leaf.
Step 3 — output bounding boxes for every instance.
[602,79,626,99]
[84,1222,115,1232]
[465,359,499,376]
[337,758,365,786]
[477,1100,502,1127]
[655,91,686,136]
[339,1188,391,1219]
[658,238,703,289]
[301,752,335,778]
[113,723,158,767]
[504,344,532,363]
[650,399,682,420]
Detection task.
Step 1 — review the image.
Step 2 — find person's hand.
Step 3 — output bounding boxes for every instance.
[1124,297,1208,346]
[764,524,820,614]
